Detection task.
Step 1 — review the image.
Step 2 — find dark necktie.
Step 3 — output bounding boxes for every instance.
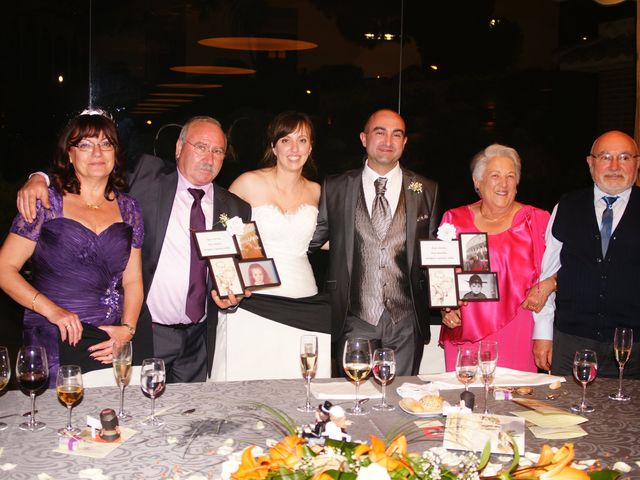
[186,188,207,323]
[371,177,391,239]
[600,195,618,257]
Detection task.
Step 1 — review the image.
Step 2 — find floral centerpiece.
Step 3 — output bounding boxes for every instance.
[227,434,619,480]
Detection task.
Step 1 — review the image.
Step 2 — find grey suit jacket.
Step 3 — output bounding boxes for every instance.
[128,154,251,374]
[309,165,440,344]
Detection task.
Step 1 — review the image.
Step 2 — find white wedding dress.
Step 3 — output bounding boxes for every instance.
[210,204,332,381]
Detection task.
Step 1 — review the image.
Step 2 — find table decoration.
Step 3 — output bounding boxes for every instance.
[419,367,565,390]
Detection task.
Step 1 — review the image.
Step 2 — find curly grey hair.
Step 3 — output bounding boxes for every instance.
[470,143,522,188]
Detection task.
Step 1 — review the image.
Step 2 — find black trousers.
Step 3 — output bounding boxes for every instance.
[552,328,640,379]
[152,321,207,383]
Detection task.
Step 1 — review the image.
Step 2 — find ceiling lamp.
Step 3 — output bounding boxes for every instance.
[170,66,255,75]
[198,37,317,51]
[157,83,223,89]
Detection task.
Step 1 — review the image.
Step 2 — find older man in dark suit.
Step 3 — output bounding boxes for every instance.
[17,116,251,383]
[310,109,440,375]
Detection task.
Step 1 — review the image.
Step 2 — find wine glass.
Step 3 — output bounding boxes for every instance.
[113,341,133,421]
[342,338,372,416]
[372,348,396,411]
[140,358,166,427]
[478,341,498,414]
[455,346,478,392]
[571,349,598,413]
[609,327,633,402]
[297,335,318,413]
[0,347,10,431]
[56,365,83,435]
[16,345,49,431]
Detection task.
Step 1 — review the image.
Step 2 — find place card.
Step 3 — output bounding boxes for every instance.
[420,240,460,267]
[194,230,239,257]
[444,413,525,455]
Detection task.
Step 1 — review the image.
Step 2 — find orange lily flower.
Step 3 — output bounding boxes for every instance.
[355,435,412,473]
[231,445,270,480]
[269,435,307,470]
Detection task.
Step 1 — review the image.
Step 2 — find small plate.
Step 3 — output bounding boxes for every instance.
[398,399,443,417]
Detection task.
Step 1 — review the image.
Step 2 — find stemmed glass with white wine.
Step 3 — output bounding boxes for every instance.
[113,341,133,421]
[372,348,396,411]
[343,338,372,416]
[140,358,166,427]
[609,327,633,402]
[56,365,83,435]
[16,345,48,431]
[478,341,498,414]
[571,349,598,413]
[456,346,478,392]
[0,347,10,431]
[297,335,318,412]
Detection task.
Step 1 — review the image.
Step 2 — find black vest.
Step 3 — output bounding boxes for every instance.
[553,187,640,340]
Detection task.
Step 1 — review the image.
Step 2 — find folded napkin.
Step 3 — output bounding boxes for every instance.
[418,367,565,390]
[396,382,441,399]
[311,380,382,400]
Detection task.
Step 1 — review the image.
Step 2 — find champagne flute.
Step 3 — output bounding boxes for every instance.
[0,347,10,431]
[297,335,318,413]
[140,358,165,427]
[478,341,498,414]
[56,365,83,435]
[342,338,372,416]
[372,348,396,411]
[16,345,49,431]
[456,346,478,391]
[113,341,133,421]
[571,349,598,413]
[609,327,633,401]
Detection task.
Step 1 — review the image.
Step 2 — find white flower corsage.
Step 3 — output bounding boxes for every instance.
[224,216,245,236]
[218,213,230,227]
[408,181,423,194]
[437,222,457,242]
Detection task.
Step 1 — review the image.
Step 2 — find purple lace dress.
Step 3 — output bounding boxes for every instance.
[10,188,144,386]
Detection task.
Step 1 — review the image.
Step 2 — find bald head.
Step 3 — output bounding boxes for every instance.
[587,130,639,195]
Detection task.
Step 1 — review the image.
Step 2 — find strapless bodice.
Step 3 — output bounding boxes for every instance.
[251,204,318,298]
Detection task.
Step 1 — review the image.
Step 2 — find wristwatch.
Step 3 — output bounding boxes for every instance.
[122,323,136,336]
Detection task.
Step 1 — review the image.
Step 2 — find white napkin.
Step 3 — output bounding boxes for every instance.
[311,380,382,400]
[418,367,566,390]
[396,382,441,399]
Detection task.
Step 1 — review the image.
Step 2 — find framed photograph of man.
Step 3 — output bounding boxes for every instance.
[427,268,458,308]
[456,272,499,302]
[235,221,267,260]
[459,233,490,272]
[238,259,281,290]
[208,257,245,298]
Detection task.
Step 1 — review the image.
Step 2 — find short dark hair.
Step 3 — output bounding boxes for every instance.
[51,113,128,197]
[260,111,317,178]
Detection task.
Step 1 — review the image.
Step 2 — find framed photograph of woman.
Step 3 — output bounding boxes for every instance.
[238,259,281,290]
[427,268,458,308]
[208,257,245,298]
[235,221,267,259]
[459,232,490,272]
[456,272,499,302]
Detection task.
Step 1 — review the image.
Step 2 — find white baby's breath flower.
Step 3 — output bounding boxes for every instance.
[225,216,245,236]
[218,213,230,227]
[409,181,423,194]
[437,222,457,242]
[357,463,391,480]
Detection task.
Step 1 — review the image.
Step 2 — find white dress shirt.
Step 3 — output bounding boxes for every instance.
[361,161,403,216]
[532,184,632,340]
[147,172,214,325]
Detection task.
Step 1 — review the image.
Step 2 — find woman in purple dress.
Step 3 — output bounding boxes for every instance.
[0,111,144,386]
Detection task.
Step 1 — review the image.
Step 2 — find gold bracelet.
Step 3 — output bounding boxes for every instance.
[31,292,41,312]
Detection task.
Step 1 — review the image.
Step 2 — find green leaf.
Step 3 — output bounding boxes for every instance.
[325,470,357,480]
[506,436,520,473]
[589,470,622,480]
[478,440,492,471]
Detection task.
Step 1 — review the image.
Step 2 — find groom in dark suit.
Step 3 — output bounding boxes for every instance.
[17,116,251,383]
[310,109,440,375]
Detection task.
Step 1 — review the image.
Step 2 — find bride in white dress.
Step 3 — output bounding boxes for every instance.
[210,112,331,381]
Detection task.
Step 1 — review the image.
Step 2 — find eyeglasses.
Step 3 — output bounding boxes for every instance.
[589,152,640,163]
[72,140,114,152]
[184,139,225,157]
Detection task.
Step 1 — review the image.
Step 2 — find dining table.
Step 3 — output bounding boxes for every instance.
[0,373,638,479]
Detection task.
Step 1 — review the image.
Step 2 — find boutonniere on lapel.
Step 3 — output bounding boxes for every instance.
[216,213,245,235]
[408,181,423,194]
